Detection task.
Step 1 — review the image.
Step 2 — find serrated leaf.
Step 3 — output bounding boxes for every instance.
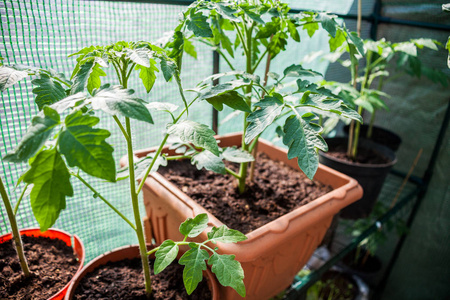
[167,120,219,156]
[207,225,247,244]
[179,247,209,295]
[283,114,327,180]
[201,79,252,100]
[89,84,153,124]
[192,150,226,174]
[50,92,87,114]
[23,148,73,231]
[300,93,362,122]
[146,102,179,113]
[179,213,209,238]
[208,253,246,297]
[59,110,116,182]
[287,20,300,42]
[154,240,179,274]
[86,63,106,94]
[241,6,264,24]
[329,28,346,52]
[127,48,152,67]
[3,106,60,163]
[160,56,178,82]
[136,59,159,93]
[283,64,322,78]
[394,42,417,56]
[296,79,336,98]
[0,66,28,91]
[345,29,365,56]
[71,61,94,95]
[188,9,213,38]
[205,90,251,113]
[222,147,254,163]
[412,38,438,51]
[303,21,319,38]
[117,153,167,181]
[245,96,284,144]
[32,74,67,110]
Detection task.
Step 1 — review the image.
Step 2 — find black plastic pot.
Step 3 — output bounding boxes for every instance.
[344,125,402,152]
[319,138,397,219]
[339,248,383,288]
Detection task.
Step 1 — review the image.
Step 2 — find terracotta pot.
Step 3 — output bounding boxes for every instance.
[0,228,85,300]
[126,133,362,300]
[65,244,219,300]
[319,138,397,219]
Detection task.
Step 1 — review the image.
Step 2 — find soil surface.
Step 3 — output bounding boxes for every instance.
[324,143,391,165]
[73,258,211,300]
[159,152,332,234]
[317,270,358,300]
[0,235,79,300]
[342,248,382,273]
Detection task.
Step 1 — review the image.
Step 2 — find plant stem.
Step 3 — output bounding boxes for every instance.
[0,177,30,277]
[351,106,364,159]
[13,184,29,216]
[72,172,136,231]
[237,20,253,194]
[125,117,153,298]
[367,76,384,139]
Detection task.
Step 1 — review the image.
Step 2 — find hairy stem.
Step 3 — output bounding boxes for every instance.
[0,177,30,277]
[13,184,29,216]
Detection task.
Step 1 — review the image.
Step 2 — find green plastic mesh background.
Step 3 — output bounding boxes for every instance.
[0,0,214,261]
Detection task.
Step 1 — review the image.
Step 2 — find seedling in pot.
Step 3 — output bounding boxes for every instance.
[162,0,363,193]
[2,41,246,298]
[320,38,449,160]
[0,57,75,278]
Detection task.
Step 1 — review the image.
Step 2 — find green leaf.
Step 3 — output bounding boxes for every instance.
[86,63,106,94]
[245,96,284,144]
[71,61,94,95]
[179,247,209,295]
[211,3,240,22]
[167,120,219,156]
[146,102,179,113]
[202,80,251,99]
[187,9,213,38]
[0,66,28,91]
[207,225,247,244]
[241,6,264,24]
[179,213,209,238]
[300,93,362,122]
[183,38,197,59]
[127,48,152,67]
[345,29,365,56]
[59,110,116,182]
[329,28,346,52]
[208,253,246,297]
[282,113,327,180]
[296,79,336,98]
[3,106,60,163]
[154,240,179,274]
[192,150,226,175]
[412,38,438,51]
[136,58,159,93]
[32,74,67,110]
[23,148,73,231]
[446,37,450,68]
[89,84,153,124]
[394,42,417,56]
[303,21,319,38]
[316,13,337,37]
[205,90,251,113]
[287,20,300,42]
[283,64,323,78]
[160,56,178,82]
[222,147,254,163]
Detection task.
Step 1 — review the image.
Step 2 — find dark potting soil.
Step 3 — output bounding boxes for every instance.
[325,143,390,165]
[316,270,358,300]
[342,248,382,274]
[73,258,211,300]
[159,152,332,234]
[0,235,79,300]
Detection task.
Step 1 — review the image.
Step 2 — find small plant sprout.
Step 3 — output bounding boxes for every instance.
[1,41,246,297]
[321,38,448,159]
[161,0,363,193]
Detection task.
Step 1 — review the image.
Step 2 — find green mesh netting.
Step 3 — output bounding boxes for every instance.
[0,0,213,261]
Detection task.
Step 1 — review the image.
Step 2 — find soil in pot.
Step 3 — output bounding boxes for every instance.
[312,270,358,300]
[324,142,390,165]
[0,235,79,300]
[158,152,332,234]
[340,248,382,287]
[72,257,211,299]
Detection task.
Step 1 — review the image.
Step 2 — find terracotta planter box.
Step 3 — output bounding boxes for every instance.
[127,133,363,300]
[0,228,85,300]
[65,245,219,299]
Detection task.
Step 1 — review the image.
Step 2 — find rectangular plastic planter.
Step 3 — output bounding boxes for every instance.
[131,133,363,300]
